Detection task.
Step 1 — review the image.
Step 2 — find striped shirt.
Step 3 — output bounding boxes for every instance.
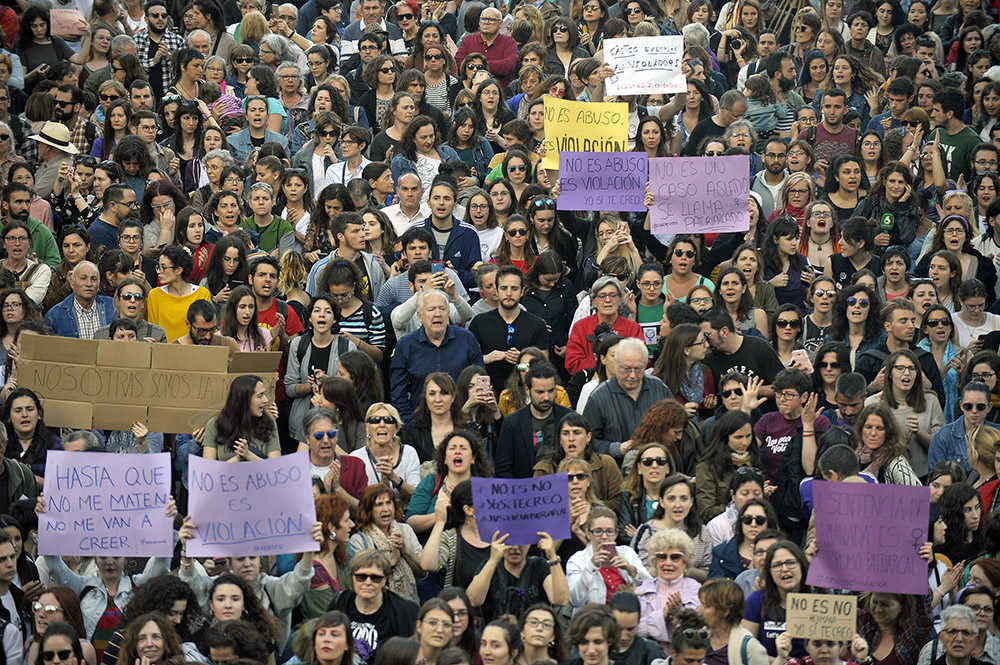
[339,302,386,349]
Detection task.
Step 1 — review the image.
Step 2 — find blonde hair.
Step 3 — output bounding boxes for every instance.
[941,191,979,235]
[278,250,308,294]
[365,402,402,427]
[240,10,269,44]
[558,456,599,503]
[513,4,545,42]
[633,20,660,36]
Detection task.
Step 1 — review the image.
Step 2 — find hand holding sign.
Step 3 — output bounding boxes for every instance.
[488,530,510,563]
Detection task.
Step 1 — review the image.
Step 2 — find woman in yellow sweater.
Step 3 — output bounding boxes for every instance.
[146,246,213,341]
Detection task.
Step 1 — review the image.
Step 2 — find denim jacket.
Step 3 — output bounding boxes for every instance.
[226,129,289,166]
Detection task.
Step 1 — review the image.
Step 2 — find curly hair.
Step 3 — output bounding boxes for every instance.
[939,482,982,558]
[434,429,493,478]
[316,494,350,565]
[116,612,183,665]
[118,575,202,639]
[207,574,280,644]
[355,483,403,532]
[830,284,882,342]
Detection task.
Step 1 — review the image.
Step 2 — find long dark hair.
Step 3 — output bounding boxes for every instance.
[939,482,982,557]
[219,284,265,350]
[203,235,249,296]
[831,284,882,342]
[212,375,275,449]
[3,388,56,469]
[438,587,477,658]
[444,479,473,530]
[701,410,757,473]
[207,573,279,643]
[120,575,203,640]
[761,540,809,619]
[100,99,133,160]
[412,372,464,428]
[308,612,355,665]
[651,474,701,539]
[338,351,383,412]
[762,216,804,273]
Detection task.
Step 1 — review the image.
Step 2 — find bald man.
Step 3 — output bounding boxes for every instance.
[44,261,117,338]
[454,7,519,87]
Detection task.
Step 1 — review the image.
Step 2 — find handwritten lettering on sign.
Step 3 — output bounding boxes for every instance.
[649,156,751,235]
[187,452,319,557]
[541,96,628,170]
[39,452,174,557]
[604,36,686,96]
[471,473,571,545]
[558,152,648,212]
[786,593,857,641]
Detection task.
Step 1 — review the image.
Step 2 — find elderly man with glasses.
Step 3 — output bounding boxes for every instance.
[454,7,519,88]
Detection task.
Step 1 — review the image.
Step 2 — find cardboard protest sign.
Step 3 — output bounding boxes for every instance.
[16,335,279,434]
[49,8,85,37]
[807,481,930,594]
[604,36,685,96]
[39,451,173,557]
[649,156,751,235]
[786,593,857,641]
[557,152,648,212]
[541,96,628,170]
[471,473,570,545]
[187,451,319,557]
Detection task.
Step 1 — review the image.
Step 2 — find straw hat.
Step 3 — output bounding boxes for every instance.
[28,121,79,155]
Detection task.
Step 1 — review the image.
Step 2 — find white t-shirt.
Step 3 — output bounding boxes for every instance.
[348,444,422,489]
[477,226,503,261]
[951,311,1000,348]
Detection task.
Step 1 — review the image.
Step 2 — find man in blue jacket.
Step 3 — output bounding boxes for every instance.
[410,176,482,289]
[44,262,116,339]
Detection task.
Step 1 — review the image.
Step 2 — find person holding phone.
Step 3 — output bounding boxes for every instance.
[566,506,651,610]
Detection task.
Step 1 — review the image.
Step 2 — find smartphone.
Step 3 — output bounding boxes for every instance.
[790,349,813,374]
[227,279,244,289]
[431,262,444,274]
[600,543,617,559]
[476,375,491,392]
[617,221,628,233]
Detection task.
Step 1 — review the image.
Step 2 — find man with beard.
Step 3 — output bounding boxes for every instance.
[52,85,98,156]
[751,138,787,219]
[495,361,572,478]
[172,299,239,350]
[737,31,777,89]
[390,288,483,422]
[44,261,115,339]
[470,266,549,389]
[767,53,804,133]
[866,77,914,137]
[28,121,79,200]
[411,176,481,289]
[87,184,135,253]
[135,0,185,101]
[1,183,59,268]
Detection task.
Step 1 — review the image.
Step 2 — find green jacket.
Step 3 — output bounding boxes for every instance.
[1,457,38,504]
[241,215,295,253]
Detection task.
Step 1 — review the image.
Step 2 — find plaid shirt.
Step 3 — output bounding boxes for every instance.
[135,29,186,96]
[73,298,101,340]
[67,115,97,156]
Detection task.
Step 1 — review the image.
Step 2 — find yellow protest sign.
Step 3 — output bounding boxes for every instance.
[541,96,628,170]
[786,593,857,641]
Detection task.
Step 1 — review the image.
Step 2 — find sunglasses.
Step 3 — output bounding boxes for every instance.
[353,572,385,583]
[312,429,338,440]
[379,67,395,74]
[846,296,870,308]
[567,472,589,481]
[926,318,952,327]
[397,12,414,19]
[639,456,668,467]
[626,6,643,13]
[318,129,338,137]
[742,515,768,526]
[775,319,801,328]
[654,552,684,562]
[532,197,556,209]
[367,415,396,424]
[812,289,834,298]
[508,164,528,172]
[507,228,529,236]
[963,402,989,412]
[552,24,569,33]
[119,292,145,301]
[817,361,840,369]
[33,603,59,613]
[467,63,485,71]
[721,388,744,398]
[42,652,72,663]
[99,93,119,101]
[674,249,695,259]
[234,57,255,63]
[426,53,444,60]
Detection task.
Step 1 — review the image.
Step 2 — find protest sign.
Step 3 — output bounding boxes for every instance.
[648,156,751,235]
[541,96,628,171]
[39,451,173,557]
[187,451,319,557]
[16,335,279,434]
[604,36,685,96]
[557,152,648,212]
[471,473,570,545]
[49,8,85,37]
[786,593,857,641]
[807,481,930,594]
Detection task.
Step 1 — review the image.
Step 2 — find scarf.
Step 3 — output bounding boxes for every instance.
[358,524,417,602]
[680,363,704,404]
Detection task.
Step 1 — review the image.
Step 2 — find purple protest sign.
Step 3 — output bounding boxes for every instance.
[806,480,930,594]
[471,473,570,546]
[649,156,750,234]
[187,451,319,557]
[557,152,648,212]
[39,451,173,557]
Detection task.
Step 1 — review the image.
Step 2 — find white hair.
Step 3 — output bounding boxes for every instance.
[682,22,709,48]
[941,605,978,634]
[615,338,649,367]
[71,261,99,279]
[187,29,211,44]
[417,288,449,311]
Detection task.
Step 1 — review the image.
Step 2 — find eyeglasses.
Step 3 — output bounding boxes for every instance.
[525,618,556,629]
[594,292,619,301]
[312,429,338,440]
[4,235,27,244]
[1,302,21,311]
[674,249,695,259]
[639,456,669,467]
[846,296,870,308]
[353,572,385,583]
[689,297,712,306]
[817,361,840,369]
[721,388,744,398]
[770,559,799,571]
[861,141,881,148]
[963,402,989,412]
[775,318,801,328]
[567,472,589,481]
[589,528,615,537]
[893,365,917,374]
[367,415,396,424]
[480,16,500,22]
[687,336,709,347]
[926,318,951,328]
[775,391,801,401]
[810,211,832,219]
[279,74,300,80]
[119,292,145,301]
[967,603,994,615]
[424,618,453,630]
[469,203,490,211]
[506,227,528,236]
[360,44,380,52]
[42,651,72,662]
[787,188,809,195]
[941,628,975,638]
[191,324,218,335]
[32,603,59,614]
[742,515,768,526]
[973,371,996,381]
[654,552,685,562]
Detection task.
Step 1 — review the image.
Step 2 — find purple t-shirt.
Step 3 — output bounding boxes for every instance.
[753,411,831,482]
[743,589,806,658]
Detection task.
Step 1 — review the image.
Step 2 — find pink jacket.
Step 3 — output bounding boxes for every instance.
[636,576,702,649]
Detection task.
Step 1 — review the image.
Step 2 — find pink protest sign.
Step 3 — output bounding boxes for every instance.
[39,451,173,557]
[648,156,750,235]
[806,480,930,594]
[471,473,571,545]
[187,451,319,557]
[557,152,648,212]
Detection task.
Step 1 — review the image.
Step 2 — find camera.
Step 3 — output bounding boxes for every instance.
[731,38,743,50]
